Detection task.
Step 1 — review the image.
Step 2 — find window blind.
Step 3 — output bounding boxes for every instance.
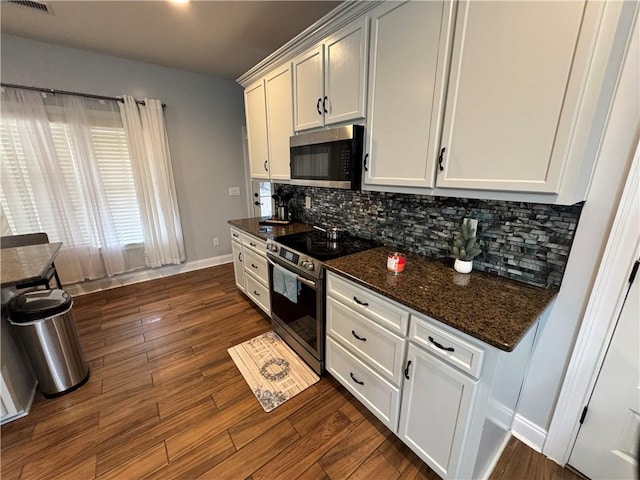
[0,118,143,247]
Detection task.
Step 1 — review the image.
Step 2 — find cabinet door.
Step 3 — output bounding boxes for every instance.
[265,64,294,181]
[324,17,368,125]
[244,80,270,179]
[364,0,454,188]
[399,343,477,479]
[231,241,245,292]
[293,45,325,131]
[437,0,586,193]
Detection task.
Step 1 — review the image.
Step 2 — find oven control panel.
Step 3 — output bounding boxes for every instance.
[271,244,321,278]
[279,247,299,264]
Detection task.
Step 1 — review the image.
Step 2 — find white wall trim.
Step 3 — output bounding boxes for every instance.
[65,254,233,297]
[543,140,640,464]
[512,414,548,452]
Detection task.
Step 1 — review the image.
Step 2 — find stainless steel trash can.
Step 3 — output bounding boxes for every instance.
[8,289,89,398]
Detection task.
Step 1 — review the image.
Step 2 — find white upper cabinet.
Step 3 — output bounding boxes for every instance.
[244,80,270,179]
[244,64,294,181]
[436,0,586,193]
[364,0,455,188]
[265,64,294,181]
[292,45,324,131]
[293,17,368,131]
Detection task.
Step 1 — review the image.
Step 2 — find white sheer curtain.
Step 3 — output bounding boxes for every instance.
[1,88,144,283]
[119,96,186,267]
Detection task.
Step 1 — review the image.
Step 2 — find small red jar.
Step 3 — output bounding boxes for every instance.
[387,252,406,273]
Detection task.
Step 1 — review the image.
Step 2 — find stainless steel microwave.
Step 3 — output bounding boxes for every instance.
[289,125,364,190]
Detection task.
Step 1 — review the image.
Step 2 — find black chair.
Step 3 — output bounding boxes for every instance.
[1,233,63,290]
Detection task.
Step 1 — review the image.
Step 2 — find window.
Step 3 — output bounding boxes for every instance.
[0,111,143,247]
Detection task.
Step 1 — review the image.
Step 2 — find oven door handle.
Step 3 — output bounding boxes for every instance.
[267,258,317,289]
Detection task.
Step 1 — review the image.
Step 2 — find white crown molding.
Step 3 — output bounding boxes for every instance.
[236,0,384,87]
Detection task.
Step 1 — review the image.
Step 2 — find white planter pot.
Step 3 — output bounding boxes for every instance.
[454,259,473,274]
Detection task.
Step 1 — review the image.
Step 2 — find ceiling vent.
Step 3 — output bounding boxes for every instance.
[6,0,52,14]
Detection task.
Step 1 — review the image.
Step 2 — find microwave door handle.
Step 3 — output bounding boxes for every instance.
[268,258,317,289]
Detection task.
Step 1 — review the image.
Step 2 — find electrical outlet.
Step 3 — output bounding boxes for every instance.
[305,196,312,209]
[213,237,220,246]
[228,187,240,196]
[463,218,479,236]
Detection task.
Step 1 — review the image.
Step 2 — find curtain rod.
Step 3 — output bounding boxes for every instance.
[0,83,167,109]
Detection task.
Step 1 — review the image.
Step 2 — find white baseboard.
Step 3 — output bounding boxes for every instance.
[65,254,233,296]
[512,413,548,452]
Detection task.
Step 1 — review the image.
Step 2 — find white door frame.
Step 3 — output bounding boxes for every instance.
[543,141,640,464]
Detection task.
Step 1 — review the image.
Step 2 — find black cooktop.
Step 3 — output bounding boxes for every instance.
[275,230,379,262]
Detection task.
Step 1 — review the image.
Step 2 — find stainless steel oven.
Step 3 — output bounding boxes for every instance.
[267,254,324,375]
[266,230,379,376]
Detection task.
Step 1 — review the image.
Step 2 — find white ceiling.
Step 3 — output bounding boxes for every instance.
[0,0,342,80]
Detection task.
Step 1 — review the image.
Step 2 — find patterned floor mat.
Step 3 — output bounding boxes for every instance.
[227,331,320,412]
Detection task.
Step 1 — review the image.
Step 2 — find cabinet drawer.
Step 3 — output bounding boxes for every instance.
[326,272,409,335]
[326,336,401,432]
[410,314,485,379]
[243,248,268,286]
[230,227,243,243]
[242,233,266,254]
[245,274,270,316]
[327,296,405,385]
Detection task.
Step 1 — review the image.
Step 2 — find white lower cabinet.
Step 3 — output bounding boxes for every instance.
[398,343,477,479]
[325,271,540,480]
[245,274,270,315]
[231,240,245,293]
[326,337,400,431]
[230,227,270,316]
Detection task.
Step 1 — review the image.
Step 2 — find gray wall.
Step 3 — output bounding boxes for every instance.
[1,34,248,262]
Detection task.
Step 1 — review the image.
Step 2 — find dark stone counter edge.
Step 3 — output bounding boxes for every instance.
[323,264,558,352]
[228,217,314,241]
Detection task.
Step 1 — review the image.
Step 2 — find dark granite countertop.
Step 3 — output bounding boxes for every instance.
[228,217,314,241]
[324,247,558,352]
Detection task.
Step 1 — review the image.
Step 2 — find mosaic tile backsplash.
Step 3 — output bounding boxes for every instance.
[275,184,583,288]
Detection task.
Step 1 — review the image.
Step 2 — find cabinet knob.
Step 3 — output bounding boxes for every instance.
[317,98,323,115]
[438,147,446,172]
[323,96,328,114]
[264,160,268,171]
[363,153,369,172]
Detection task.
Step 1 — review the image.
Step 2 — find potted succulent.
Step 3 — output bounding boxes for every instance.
[450,220,482,273]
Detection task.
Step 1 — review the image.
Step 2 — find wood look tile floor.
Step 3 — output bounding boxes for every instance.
[1,264,584,480]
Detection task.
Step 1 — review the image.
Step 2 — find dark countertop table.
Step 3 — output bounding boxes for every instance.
[228,217,314,240]
[1,242,63,288]
[324,247,558,352]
